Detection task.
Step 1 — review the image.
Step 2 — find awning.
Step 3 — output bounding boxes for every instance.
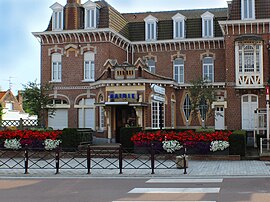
[105,102,129,106]
[95,102,148,107]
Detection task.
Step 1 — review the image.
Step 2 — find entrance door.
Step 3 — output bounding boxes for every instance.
[215,106,225,130]
[242,94,258,130]
[115,106,136,143]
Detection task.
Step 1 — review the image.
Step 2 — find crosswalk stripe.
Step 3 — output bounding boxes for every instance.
[146,179,223,183]
[112,201,216,202]
[128,188,220,194]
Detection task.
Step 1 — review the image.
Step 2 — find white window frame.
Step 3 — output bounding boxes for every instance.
[50,3,64,31]
[99,96,105,131]
[241,0,255,20]
[147,59,156,73]
[173,58,184,84]
[151,101,165,129]
[144,15,158,41]
[183,94,191,122]
[51,53,62,82]
[172,13,186,39]
[201,12,214,38]
[237,43,262,73]
[171,100,175,128]
[203,57,214,83]
[83,52,95,81]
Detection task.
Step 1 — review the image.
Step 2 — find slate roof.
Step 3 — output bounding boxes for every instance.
[122,8,228,22]
[45,1,228,41]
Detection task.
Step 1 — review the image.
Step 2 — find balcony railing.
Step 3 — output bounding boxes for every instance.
[236,72,263,88]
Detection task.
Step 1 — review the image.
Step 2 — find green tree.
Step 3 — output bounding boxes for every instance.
[22,81,54,127]
[0,104,3,122]
[189,79,216,128]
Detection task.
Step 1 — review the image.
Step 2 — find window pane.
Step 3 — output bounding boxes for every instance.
[151,23,155,39]
[183,94,191,121]
[91,9,95,27]
[175,21,179,38]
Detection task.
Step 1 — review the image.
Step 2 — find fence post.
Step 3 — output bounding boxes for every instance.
[19,118,23,130]
[24,144,29,174]
[260,138,263,154]
[119,144,123,174]
[183,146,187,174]
[151,143,155,174]
[87,144,91,174]
[55,147,60,174]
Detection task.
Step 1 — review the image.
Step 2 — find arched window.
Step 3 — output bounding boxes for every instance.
[99,95,105,131]
[203,57,214,83]
[199,97,208,122]
[183,94,191,122]
[173,58,184,84]
[51,53,62,82]
[84,52,95,81]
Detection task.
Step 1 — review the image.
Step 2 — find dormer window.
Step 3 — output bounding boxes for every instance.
[144,15,158,41]
[201,12,214,38]
[50,3,64,31]
[172,13,186,39]
[83,0,100,29]
[241,0,255,20]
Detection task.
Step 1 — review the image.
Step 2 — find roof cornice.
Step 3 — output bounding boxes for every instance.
[219,18,270,25]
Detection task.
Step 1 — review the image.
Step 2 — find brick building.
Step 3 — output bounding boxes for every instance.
[33,0,270,143]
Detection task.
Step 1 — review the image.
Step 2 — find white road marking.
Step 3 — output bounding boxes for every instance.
[112,201,216,202]
[128,187,220,193]
[146,178,223,183]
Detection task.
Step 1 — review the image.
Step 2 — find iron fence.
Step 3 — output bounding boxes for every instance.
[0,143,187,175]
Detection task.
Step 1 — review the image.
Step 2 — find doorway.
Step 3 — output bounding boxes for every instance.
[241,94,258,130]
[215,106,225,130]
[115,106,136,143]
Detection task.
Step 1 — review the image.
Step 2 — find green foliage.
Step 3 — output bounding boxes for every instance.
[189,79,216,127]
[120,127,142,151]
[59,128,93,150]
[229,130,246,156]
[195,128,215,133]
[0,104,3,122]
[22,81,53,127]
[60,128,80,150]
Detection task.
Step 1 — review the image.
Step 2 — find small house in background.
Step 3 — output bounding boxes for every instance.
[0,90,37,122]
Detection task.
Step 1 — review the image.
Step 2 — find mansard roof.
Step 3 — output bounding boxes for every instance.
[122,8,227,22]
[45,1,228,41]
[228,0,270,20]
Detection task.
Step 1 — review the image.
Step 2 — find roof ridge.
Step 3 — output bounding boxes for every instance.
[122,7,228,15]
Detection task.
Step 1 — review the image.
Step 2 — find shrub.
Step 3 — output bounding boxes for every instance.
[229,130,246,156]
[60,128,80,150]
[59,128,94,150]
[120,127,142,151]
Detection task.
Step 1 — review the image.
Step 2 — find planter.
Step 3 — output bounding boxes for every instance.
[176,156,188,169]
[134,145,151,154]
[210,148,229,155]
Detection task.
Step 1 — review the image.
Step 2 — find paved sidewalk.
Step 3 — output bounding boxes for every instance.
[0,160,270,177]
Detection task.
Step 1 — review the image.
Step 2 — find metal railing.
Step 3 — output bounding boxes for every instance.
[0,143,188,175]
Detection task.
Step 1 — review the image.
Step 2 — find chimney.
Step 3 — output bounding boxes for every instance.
[67,0,81,4]
[65,0,82,30]
[17,91,23,109]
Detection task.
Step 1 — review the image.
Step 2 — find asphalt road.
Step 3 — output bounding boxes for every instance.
[0,177,270,202]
